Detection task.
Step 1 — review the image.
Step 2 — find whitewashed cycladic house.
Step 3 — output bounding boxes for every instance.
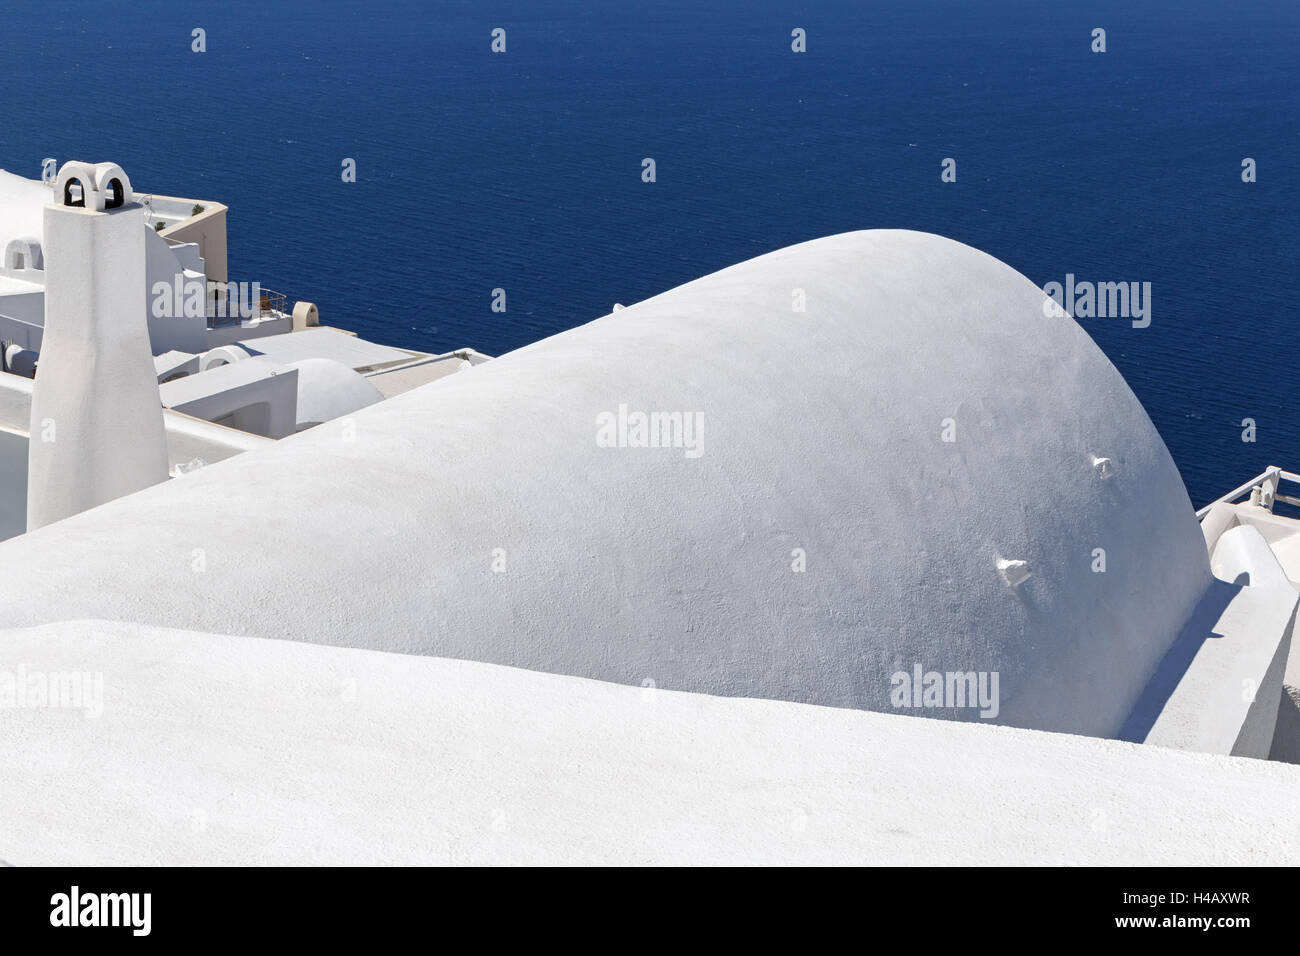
[1,167,1299,865]
[0,164,213,355]
[0,162,486,539]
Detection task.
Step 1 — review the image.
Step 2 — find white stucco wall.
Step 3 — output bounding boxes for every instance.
[27,164,169,530]
[1125,570,1295,758]
[204,313,292,348]
[156,198,227,283]
[1194,503,1300,762]
[0,168,51,248]
[0,427,27,540]
[159,357,298,439]
[143,226,209,355]
[0,230,1211,738]
[0,290,45,329]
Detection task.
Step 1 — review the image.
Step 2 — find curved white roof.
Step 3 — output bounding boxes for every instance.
[0,230,1210,737]
[288,357,384,428]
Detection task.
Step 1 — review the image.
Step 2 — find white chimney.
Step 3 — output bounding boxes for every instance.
[27,161,169,531]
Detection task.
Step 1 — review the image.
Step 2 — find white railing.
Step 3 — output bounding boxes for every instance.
[1196,466,1300,519]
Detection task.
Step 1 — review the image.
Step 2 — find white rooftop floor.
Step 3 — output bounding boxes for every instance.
[364,354,472,397]
[1,620,1297,866]
[0,274,43,295]
[237,327,419,371]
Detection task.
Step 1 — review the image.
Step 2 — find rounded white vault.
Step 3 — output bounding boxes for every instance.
[0,230,1210,737]
[287,357,384,429]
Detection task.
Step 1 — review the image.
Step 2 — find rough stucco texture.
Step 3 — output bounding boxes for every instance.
[28,201,169,529]
[0,230,1211,737]
[2,621,1296,866]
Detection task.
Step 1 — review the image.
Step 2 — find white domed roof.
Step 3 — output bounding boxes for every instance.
[0,230,1210,738]
[287,358,383,429]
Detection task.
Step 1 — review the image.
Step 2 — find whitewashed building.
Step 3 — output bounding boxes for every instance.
[0,163,1298,865]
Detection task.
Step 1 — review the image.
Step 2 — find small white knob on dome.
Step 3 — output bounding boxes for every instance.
[1091,455,1115,479]
[997,558,1031,588]
[612,303,626,311]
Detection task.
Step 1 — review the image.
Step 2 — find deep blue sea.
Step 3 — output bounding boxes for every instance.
[2,0,1296,506]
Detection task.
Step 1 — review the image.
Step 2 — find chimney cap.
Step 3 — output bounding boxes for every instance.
[53,161,134,212]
